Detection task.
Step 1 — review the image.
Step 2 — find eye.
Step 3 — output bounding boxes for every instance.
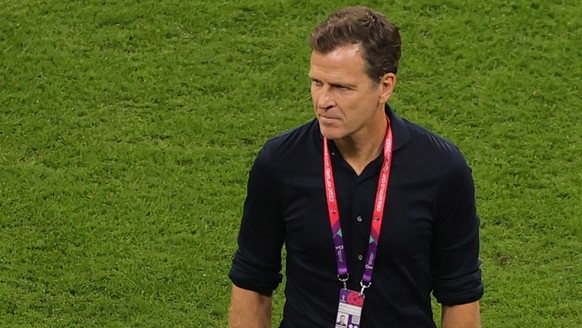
[333,84,352,91]
[311,79,323,87]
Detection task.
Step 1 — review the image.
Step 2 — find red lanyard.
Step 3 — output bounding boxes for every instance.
[323,118,394,293]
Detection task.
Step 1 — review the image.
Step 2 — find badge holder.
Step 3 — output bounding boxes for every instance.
[335,279,371,328]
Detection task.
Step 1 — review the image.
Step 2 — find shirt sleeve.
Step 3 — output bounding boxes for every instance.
[431,152,484,305]
[228,146,285,295]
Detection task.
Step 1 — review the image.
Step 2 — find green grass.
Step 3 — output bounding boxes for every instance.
[1,0,580,327]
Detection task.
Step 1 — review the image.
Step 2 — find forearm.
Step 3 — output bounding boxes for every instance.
[441,301,481,328]
[229,284,273,328]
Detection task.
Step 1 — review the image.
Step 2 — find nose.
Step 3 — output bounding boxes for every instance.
[317,88,335,110]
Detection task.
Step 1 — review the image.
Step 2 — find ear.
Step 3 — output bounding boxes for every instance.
[378,73,397,104]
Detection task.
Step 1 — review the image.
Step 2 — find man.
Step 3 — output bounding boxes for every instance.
[229,6,483,328]
[336,314,347,326]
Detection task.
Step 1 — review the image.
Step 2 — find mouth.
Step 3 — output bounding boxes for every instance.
[318,115,339,125]
[319,114,340,121]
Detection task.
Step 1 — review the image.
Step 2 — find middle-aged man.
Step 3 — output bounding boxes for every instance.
[229,6,484,328]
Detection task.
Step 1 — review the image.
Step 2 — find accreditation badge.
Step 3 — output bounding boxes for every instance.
[335,289,364,328]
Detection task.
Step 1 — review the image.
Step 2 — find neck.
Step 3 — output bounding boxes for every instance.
[334,115,388,175]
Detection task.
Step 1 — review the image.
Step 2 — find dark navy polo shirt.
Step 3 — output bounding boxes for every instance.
[229,107,483,327]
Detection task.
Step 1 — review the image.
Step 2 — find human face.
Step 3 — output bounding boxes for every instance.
[309,44,393,142]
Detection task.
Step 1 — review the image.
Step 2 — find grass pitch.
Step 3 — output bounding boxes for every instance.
[0,0,580,327]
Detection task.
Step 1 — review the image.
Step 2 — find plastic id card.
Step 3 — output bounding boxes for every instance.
[335,289,364,328]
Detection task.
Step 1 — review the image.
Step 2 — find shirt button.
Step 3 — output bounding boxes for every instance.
[356,216,363,222]
[358,255,363,261]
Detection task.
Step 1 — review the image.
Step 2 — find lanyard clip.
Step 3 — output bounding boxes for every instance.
[359,280,372,296]
[338,274,349,290]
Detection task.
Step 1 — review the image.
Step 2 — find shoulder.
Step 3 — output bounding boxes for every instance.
[398,115,467,170]
[257,119,321,165]
[389,110,472,190]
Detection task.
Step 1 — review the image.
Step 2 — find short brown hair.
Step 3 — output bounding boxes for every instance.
[309,6,401,81]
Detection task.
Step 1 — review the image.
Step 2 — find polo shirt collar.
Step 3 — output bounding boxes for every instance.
[315,104,411,152]
[386,104,411,152]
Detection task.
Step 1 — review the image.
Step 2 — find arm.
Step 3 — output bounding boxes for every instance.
[441,301,481,328]
[229,146,283,327]
[432,155,484,314]
[229,285,272,328]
